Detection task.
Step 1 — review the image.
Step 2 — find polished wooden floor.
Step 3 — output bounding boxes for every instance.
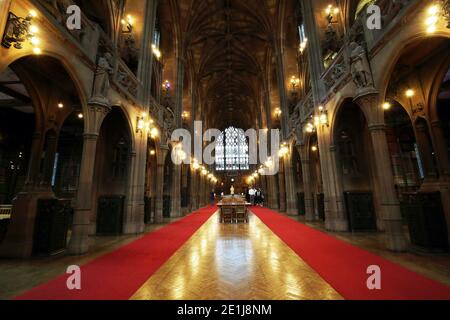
[131,213,342,300]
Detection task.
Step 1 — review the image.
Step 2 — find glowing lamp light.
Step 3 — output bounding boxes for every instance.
[29,10,38,18]
[405,89,415,98]
[382,102,391,110]
[78,113,84,119]
[150,150,156,156]
[425,5,440,34]
[150,127,159,138]
[32,47,42,55]
[57,102,64,109]
[312,146,318,152]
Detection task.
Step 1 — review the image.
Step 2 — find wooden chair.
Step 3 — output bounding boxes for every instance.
[235,205,248,223]
[221,206,234,224]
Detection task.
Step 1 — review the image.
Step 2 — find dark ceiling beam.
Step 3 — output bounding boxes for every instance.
[0,84,31,103]
[0,99,31,108]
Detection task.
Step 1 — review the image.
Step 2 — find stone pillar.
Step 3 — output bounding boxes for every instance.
[326,145,349,231]
[278,164,287,212]
[68,133,99,255]
[368,124,408,251]
[181,164,189,214]
[0,132,46,258]
[355,93,407,251]
[24,132,43,189]
[198,174,205,207]
[170,164,182,217]
[155,147,168,223]
[299,0,326,101]
[297,144,315,221]
[284,151,298,215]
[137,0,158,107]
[431,121,450,180]
[190,168,198,211]
[267,175,278,210]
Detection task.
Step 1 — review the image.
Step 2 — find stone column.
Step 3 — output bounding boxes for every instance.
[137,0,158,107]
[68,133,100,255]
[190,168,198,211]
[278,165,287,212]
[355,94,407,251]
[0,132,45,258]
[170,164,182,217]
[24,132,43,189]
[368,124,408,251]
[198,174,205,207]
[155,147,168,223]
[284,151,298,215]
[431,120,450,180]
[267,175,278,210]
[297,144,315,221]
[181,164,189,214]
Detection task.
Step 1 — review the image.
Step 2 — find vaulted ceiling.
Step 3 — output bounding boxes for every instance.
[159,0,298,130]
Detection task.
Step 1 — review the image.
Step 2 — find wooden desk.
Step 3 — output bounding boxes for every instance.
[217,202,251,223]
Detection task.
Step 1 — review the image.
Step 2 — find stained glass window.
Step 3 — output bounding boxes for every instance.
[215,127,249,171]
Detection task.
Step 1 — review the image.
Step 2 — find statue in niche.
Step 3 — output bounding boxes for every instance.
[91,52,114,105]
[349,42,373,89]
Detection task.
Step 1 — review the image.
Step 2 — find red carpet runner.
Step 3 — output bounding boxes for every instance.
[16,206,217,300]
[251,207,450,300]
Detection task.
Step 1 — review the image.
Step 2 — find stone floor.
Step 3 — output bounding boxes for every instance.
[1,210,450,300]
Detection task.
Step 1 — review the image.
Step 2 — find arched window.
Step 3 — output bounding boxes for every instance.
[215,127,249,171]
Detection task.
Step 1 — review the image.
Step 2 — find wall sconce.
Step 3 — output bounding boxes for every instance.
[405,88,415,98]
[315,106,329,127]
[162,80,171,93]
[182,111,190,121]
[192,158,200,170]
[151,44,161,59]
[311,145,318,152]
[274,108,282,120]
[299,38,308,54]
[382,102,392,110]
[278,142,289,158]
[137,112,159,139]
[77,113,84,119]
[1,10,41,53]
[57,102,64,109]
[290,76,300,91]
[305,122,316,133]
[121,15,134,34]
[325,4,340,25]
[150,149,156,156]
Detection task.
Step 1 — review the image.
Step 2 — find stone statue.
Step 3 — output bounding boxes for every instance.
[230,185,235,195]
[349,42,373,89]
[91,52,113,105]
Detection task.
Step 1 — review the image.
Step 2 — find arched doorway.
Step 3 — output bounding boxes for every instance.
[54,112,84,200]
[0,55,85,257]
[92,108,132,235]
[334,100,378,231]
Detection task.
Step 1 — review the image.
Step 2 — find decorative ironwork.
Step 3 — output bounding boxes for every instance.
[1,12,35,49]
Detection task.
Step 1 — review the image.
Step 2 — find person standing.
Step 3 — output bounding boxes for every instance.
[249,187,255,205]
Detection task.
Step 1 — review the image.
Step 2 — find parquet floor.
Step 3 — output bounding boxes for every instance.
[131,212,342,300]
